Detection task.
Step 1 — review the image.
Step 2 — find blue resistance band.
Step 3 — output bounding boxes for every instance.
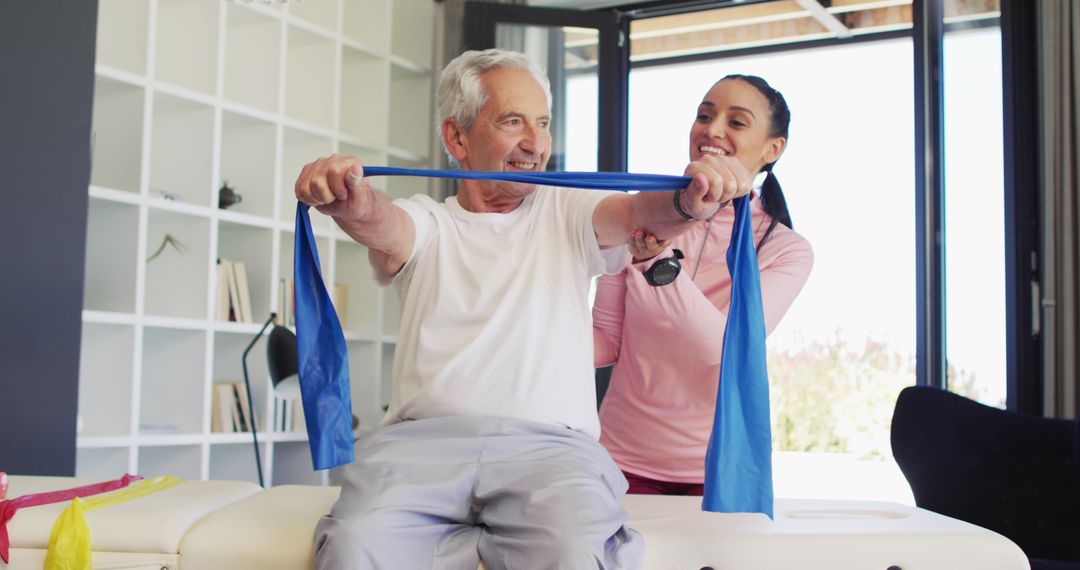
[294,204,355,471]
[294,167,773,517]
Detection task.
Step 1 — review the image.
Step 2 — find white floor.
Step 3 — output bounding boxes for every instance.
[773,451,915,505]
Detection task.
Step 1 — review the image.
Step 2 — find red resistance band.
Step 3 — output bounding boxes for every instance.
[0,473,142,563]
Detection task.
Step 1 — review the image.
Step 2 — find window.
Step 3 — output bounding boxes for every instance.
[473,0,1008,502]
[628,39,917,502]
[943,23,1005,408]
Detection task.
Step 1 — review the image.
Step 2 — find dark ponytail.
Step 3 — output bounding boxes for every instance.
[720,74,792,251]
[757,168,790,252]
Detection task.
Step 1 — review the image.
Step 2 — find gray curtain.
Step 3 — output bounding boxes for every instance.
[431,0,526,200]
[1039,0,1080,418]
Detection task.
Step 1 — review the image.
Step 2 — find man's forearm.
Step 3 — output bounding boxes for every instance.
[331,189,414,282]
[629,190,701,242]
[332,189,405,252]
[594,191,699,248]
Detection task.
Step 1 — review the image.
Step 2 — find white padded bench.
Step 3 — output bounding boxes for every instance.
[3,476,260,569]
[3,476,1029,569]
[181,485,1029,569]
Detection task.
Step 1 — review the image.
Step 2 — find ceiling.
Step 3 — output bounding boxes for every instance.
[525,0,1000,66]
[530,0,630,8]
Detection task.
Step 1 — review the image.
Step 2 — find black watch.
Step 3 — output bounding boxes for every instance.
[643,249,685,287]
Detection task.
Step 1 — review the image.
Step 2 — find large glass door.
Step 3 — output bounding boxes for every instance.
[942,2,1006,408]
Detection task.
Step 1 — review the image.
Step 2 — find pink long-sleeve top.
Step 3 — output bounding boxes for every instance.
[593,194,813,483]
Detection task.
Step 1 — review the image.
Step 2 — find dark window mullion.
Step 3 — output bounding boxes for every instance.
[913,0,947,390]
[1000,0,1042,414]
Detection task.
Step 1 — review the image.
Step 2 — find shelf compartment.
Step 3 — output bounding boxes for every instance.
[337,143,385,167]
[333,240,380,336]
[144,209,210,319]
[212,330,270,431]
[224,4,281,113]
[76,447,132,479]
[96,0,149,75]
[339,46,388,144]
[149,92,215,206]
[84,197,139,313]
[218,221,274,322]
[285,26,335,129]
[78,322,135,437]
[210,442,267,485]
[390,0,434,68]
[140,327,207,436]
[137,444,201,479]
[272,441,323,485]
[280,127,334,228]
[154,0,220,94]
[388,65,432,159]
[288,0,337,34]
[91,75,144,193]
[346,340,378,429]
[384,155,430,201]
[342,0,389,53]
[337,142,387,205]
[220,111,278,218]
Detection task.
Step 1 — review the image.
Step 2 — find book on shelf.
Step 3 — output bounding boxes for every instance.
[138,423,180,435]
[294,398,306,433]
[277,277,295,327]
[216,259,230,322]
[234,260,254,325]
[211,381,256,433]
[217,259,254,323]
[233,382,256,432]
[272,397,304,433]
[226,260,243,323]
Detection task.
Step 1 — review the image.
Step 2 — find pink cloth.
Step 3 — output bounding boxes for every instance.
[593,196,813,483]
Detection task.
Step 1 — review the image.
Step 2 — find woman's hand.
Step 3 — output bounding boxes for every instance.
[630,230,668,263]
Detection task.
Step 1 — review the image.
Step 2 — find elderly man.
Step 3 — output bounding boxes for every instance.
[296,49,752,569]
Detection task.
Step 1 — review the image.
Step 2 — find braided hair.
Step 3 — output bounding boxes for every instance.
[719,74,792,250]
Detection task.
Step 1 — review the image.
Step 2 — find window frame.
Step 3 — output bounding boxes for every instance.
[464,0,1039,412]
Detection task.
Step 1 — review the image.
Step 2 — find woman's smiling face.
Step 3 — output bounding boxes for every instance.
[689,78,785,176]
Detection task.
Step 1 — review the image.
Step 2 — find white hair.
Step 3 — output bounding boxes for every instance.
[436,49,552,164]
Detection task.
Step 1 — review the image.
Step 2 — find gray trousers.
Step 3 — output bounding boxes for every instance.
[314,416,644,570]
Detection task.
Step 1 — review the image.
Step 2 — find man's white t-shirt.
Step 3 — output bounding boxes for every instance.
[384,186,627,439]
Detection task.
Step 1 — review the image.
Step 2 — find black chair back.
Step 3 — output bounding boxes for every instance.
[891,386,1080,563]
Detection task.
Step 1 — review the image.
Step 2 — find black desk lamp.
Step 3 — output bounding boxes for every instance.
[267,325,300,400]
[242,312,277,488]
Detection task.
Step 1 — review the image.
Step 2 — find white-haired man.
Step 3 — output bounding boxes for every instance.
[297,49,752,569]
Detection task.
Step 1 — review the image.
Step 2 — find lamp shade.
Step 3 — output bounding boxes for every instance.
[267,325,300,399]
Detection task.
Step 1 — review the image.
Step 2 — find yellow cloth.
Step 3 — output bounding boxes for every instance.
[44,476,182,570]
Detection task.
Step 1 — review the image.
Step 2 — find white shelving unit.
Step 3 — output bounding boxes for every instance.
[78,0,437,487]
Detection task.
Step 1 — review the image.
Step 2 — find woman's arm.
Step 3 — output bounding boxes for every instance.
[593,271,629,367]
[629,234,813,366]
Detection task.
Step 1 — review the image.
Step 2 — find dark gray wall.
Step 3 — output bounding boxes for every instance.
[0,1,98,475]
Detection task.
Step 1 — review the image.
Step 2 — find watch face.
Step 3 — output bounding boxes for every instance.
[651,261,679,285]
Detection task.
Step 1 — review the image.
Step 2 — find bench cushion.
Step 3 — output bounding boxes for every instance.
[634,495,1029,569]
[6,476,260,555]
[179,487,1029,569]
[179,485,336,570]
